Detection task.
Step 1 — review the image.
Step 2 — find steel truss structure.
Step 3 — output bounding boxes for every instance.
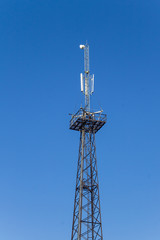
[70,109,106,240]
[70,43,106,240]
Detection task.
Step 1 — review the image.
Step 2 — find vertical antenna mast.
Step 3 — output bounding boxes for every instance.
[84,43,90,111]
[80,43,94,112]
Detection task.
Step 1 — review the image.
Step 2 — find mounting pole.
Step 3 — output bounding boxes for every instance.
[80,43,94,112]
[84,43,90,111]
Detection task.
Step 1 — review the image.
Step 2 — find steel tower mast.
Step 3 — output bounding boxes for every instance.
[70,43,106,240]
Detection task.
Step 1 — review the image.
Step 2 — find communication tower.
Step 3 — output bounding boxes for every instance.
[70,43,106,240]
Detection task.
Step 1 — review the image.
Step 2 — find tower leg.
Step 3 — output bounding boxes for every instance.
[71,131,103,240]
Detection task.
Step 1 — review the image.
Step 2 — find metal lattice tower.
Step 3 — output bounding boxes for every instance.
[70,43,106,240]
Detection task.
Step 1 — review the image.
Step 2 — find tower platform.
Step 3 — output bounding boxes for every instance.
[70,108,107,133]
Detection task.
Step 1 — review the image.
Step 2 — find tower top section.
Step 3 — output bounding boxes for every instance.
[79,43,94,112]
[69,43,107,133]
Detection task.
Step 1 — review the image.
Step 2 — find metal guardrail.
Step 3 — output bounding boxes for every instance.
[70,108,107,128]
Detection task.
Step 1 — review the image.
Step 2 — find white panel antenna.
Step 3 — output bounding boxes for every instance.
[80,73,84,92]
[91,74,94,94]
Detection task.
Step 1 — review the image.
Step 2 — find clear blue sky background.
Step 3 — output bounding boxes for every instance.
[0,0,160,239]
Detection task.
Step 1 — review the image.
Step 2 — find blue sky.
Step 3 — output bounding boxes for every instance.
[0,0,160,239]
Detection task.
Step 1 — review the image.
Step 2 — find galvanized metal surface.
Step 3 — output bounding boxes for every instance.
[70,43,106,240]
[70,108,106,133]
[71,126,105,240]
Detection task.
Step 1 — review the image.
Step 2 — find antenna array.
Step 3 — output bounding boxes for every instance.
[80,43,94,111]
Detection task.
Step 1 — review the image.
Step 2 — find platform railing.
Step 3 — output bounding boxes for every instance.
[70,108,107,128]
